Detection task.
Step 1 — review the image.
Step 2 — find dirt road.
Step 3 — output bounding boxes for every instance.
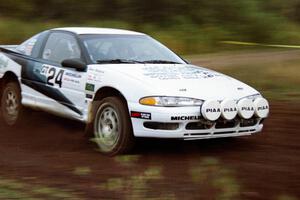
[0,49,300,199]
[0,102,299,200]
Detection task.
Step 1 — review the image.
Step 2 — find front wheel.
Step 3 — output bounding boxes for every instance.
[92,97,135,156]
[0,81,23,126]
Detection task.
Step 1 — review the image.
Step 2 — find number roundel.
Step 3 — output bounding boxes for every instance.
[46,67,64,88]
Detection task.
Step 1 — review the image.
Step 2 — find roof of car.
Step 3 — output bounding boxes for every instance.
[52,27,144,35]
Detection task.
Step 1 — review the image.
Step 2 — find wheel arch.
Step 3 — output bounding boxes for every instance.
[87,86,130,124]
[0,71,20,99]
[85,86,131,137]
[93,86,128,106]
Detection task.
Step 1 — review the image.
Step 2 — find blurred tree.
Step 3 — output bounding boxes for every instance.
[0,0,299,47]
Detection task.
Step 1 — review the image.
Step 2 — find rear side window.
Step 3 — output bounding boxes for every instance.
[16,33,40,56]
[42,32,81,64]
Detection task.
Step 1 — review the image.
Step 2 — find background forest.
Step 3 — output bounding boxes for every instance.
[1,0,300,54]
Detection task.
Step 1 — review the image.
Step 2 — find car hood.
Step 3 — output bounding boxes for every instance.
[99,64,259,100]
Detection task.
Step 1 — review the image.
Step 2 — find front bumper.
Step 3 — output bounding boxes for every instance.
[128,102,264,140]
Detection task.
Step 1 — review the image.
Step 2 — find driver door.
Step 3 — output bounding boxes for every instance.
[36,31,87,120]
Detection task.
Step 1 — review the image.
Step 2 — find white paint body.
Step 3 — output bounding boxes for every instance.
[0,28,269,140]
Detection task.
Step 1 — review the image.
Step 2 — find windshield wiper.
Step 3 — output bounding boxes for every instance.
[142,60,182,64]
[96,59,182,64]
[96,59,143,64]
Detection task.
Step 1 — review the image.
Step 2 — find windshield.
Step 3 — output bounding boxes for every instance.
[80,34,185,64]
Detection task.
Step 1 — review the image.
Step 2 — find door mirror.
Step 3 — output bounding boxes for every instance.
[61,58,86,72]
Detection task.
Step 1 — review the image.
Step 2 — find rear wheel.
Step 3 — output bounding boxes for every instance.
[0,81,23,126]
[91,97,135,156]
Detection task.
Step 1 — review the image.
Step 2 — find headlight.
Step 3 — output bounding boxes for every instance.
[139,96,204,107]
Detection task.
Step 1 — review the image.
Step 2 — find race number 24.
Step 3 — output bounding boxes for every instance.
[46,67,64,88]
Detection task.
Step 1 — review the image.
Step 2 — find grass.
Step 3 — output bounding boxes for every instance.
[114,155,140,167]
[219,60,300,101]
[189,49,300,101]
[72,166,92,176]
[0,176,81,199]
[190,157,241,200]
[97,156,167,199]
[277,195,299,200]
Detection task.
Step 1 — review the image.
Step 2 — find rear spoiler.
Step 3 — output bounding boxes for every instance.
[0,45,18,51]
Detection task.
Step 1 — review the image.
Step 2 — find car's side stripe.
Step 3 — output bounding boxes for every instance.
[3,51,83,116]
[21,79,83,115]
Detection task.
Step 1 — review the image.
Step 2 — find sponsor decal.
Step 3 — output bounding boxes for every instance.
[63,76,80,84]
[89,67,104,73]
[143,66,221,80]
[87,74,103,83]
[131,111,151,120]
[257,105,269,111]
[223,107,237,112]
[25,39,37,56]
[65,72,82,78]
[40,64,51,76]
[40,65,65,87]
[86,94,93,99]
[46,68,65,88]
[85,83,95,92]
[171,116,201,121]
[18,38,37,56]
[241,106,254,111]
[63,71,82,85]
[206,108,221,113]
[25,45,34,56]
[88,68,104,82]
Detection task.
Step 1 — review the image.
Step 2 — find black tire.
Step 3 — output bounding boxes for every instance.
[90,97,135,156]
[0,81,23,126]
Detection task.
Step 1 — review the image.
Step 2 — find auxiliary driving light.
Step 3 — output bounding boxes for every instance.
[254,97,269,118]
[237,98,255,119]
[201,100,221,121]
[220,99,238,120]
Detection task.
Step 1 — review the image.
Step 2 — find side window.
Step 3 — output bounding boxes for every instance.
[16,33,40,56]
[42,32,81,64]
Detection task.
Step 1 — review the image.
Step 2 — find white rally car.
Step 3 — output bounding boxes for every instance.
[0,27,269,155]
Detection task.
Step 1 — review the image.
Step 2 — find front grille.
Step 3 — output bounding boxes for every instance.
[184,132,210,136]
[186,120,214,130]
[184,130,236,137]
[214,131,236,135]
[240,118,258,127]
[238,129,256,133]
[186,117,259,131]
[144,122,179,130]
[215,119,238,129]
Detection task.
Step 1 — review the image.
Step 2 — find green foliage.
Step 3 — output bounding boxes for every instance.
[190,157,241,200]
[72,166,92,176]
[1,0,300,54]
[215,58,300,101]
[0,176,81,199]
